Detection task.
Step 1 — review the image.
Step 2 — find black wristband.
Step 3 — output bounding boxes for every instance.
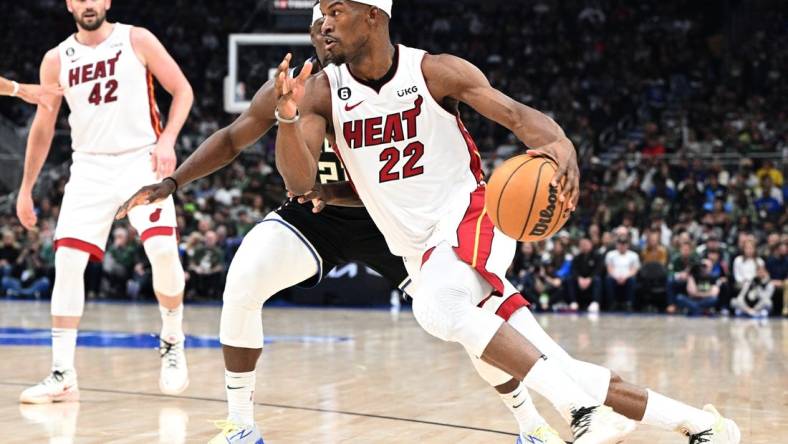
[163,176,179,193]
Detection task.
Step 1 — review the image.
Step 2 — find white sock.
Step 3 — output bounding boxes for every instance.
[226,370,256,425]
[52,328,77,372]
[499,382,546,436]
[523,357,597,421]
[642,389,715,434]
[160,304,184,342]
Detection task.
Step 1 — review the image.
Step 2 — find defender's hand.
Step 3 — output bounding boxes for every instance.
[289,183,327,213]
[274,53,313,120]
[528,137,580,211]
[116,180,176,220]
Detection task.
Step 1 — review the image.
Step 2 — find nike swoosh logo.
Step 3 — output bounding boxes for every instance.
[226,385,244,390]
[344,101,364,111]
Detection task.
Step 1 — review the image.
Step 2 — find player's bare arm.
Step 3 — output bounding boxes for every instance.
[274,53,332,196]
[116,78,280,219]
[16,49,64,230]
[130,26,193,179]
[0,75,62,110]
[422,53,580,209]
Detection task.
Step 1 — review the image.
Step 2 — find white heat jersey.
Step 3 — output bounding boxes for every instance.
[324,45,484,257]
[57,23,161,154]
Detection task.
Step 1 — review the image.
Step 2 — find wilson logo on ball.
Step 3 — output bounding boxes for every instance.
[529,185,558,237]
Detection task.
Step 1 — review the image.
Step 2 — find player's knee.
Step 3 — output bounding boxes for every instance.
[412,284,471,343]
[143,235,184,296]
[51,247,90,317]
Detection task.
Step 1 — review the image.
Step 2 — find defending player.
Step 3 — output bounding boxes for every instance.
[16,0,193,403]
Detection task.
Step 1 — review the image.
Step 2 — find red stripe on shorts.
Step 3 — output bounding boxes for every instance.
[54,238,104,262]
[454,186,504,294]
[140,226,175,242]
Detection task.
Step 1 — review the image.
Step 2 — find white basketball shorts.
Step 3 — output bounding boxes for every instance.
[54,146,177,261]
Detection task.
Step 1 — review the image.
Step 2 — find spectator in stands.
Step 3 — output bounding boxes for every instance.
[188,230,225,299]
[0,230,21,277]
[509,242,541,306]
[754,177,783,217]
[733,239,765,291]
[102,228,138,298]
[641,230,668,266]
[666,241,698,313]
[731,266,773,318]
[604,236,640,311]
[765,241,787,316]
[756,160,783,187]
[568,238,603,313]
[0,231,52,298]
[675,259,720,316]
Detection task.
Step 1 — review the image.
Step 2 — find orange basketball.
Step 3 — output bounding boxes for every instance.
[485,154,570,242]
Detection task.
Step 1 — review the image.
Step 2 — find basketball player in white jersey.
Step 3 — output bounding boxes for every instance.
[15,0,193,403]
[0,76,62,109]
[269,1,741,443]
[117,7,571,443]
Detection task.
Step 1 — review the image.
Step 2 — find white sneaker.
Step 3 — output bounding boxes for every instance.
[208,420,264,444]
[159,338,189,395]
[19,370,79,404]
[684,405,740,444]
[588,302,600,313]
[571,405,636,444]
[516,424,565,444]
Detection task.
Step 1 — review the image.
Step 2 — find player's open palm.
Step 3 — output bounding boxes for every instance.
[16,191,37,230]
[274,53,313,118]
[115,180,175,220]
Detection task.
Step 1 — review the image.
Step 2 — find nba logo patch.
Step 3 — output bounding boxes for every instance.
[149,208,162,222]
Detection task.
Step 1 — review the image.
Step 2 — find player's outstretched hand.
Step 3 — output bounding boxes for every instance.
[14,83,63,111]
[274,53,313,120]
[115,180,176,220]
[288,183,327,213]
[16,190,38,231]
[527,137,580,210]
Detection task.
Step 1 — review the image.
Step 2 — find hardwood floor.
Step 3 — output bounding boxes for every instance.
[0,300,784,443]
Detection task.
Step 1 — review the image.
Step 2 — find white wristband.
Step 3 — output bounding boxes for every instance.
[275,108,300,124]
[10,81,20,97]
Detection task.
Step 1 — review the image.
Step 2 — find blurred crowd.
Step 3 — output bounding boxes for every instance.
[0,1,785,314]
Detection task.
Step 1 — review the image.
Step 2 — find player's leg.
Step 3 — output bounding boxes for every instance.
[491,299,740,442]
[21,155,115,404]
[209,213,322,443]
[411,243,633,443]
[124,147,189,395]
[355,235,559,442]
[127,194,188,395]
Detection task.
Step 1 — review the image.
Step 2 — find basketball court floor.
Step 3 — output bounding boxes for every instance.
[0,299,784,443]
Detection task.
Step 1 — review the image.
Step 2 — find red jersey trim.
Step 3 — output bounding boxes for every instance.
[146,70,162,139]
[455,115,484,183]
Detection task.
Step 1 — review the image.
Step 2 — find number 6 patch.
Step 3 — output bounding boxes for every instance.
[338,87,351,101]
